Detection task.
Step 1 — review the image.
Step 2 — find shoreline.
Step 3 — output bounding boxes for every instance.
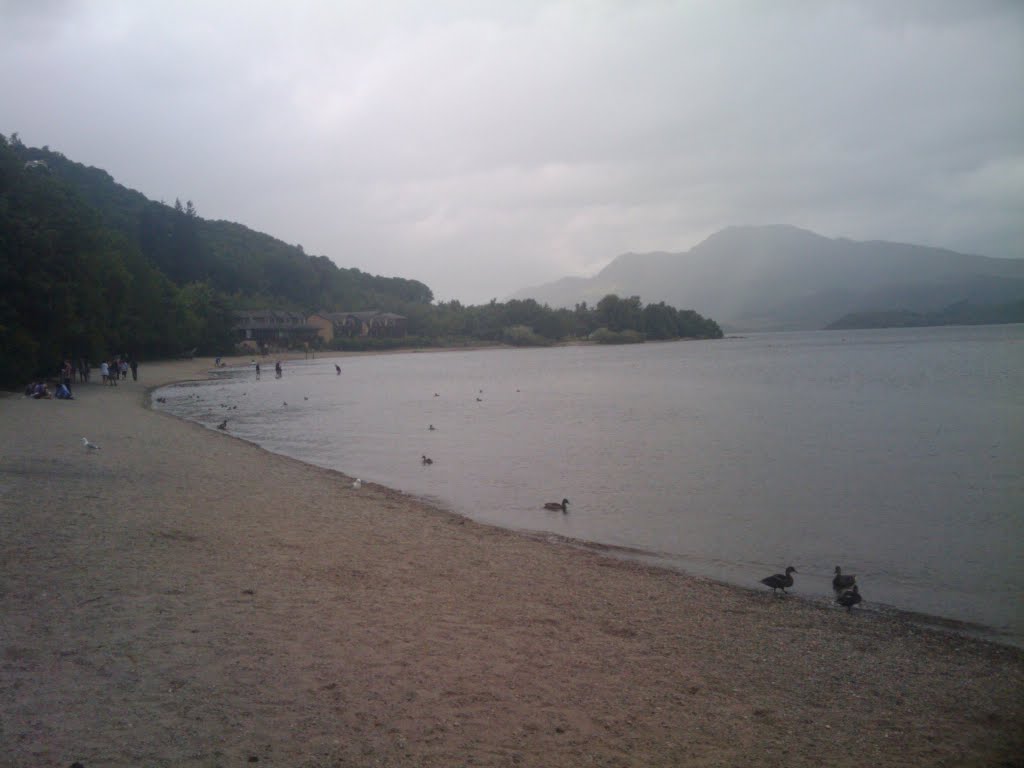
[2,355,1022,767]
[163,353,1022,651]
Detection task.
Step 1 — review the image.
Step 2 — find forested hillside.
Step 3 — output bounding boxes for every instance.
[0,134,722,389]
[0,133,432,386]
[14,138,433,310]
[826,299,1024,330]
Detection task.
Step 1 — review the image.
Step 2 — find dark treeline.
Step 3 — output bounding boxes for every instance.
[825,299,1024,330]
[0,134,721,388]
[397,294,722,347]
[0,134,432,387]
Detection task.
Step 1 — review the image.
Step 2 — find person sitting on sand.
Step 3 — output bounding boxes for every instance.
[61,360,73,393]
[31,382,52,399]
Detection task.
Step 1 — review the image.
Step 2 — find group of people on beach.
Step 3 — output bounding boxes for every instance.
[27,359,78,399]
[63,358,92,384]
[26,355,140,398]
[99,356,137,386]
[24,381,72,399]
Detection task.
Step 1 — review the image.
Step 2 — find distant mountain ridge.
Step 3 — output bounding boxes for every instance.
[512,225,1024,331]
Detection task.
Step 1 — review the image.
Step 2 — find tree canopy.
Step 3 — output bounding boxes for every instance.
[0,134,722,388]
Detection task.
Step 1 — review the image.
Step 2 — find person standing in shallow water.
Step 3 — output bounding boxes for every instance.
[275,361,282,379]
[255,361,261,380]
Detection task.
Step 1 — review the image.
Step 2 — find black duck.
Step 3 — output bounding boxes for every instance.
[836,585,862,612]
[833,566,856,592]
[760,566,797,594]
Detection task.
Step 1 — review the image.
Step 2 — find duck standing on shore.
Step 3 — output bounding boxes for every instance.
[544,498,569,512]
[833,566,856,592]
[760,566,797,594]
[836,585,862,612]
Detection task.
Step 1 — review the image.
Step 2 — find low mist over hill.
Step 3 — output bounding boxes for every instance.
[512,225,1024,331]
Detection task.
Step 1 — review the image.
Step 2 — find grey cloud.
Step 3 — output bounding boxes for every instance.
[1,1,1021,303]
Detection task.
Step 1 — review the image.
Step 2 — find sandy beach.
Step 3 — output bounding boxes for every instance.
[1,356,1022,768]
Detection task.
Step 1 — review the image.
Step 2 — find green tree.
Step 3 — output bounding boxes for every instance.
[596,294,643,332]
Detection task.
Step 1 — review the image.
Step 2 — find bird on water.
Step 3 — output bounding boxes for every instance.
[832,566,856,592]
[421,455,434,465]
[836,585,862,612]
[544,498,569,512]
[82,437,100,451]
[760,566,797,594]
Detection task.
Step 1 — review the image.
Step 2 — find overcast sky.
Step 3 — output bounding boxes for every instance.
[2,1,1022,303]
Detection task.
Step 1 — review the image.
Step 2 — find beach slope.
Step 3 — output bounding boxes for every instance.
[1,358,1021,767]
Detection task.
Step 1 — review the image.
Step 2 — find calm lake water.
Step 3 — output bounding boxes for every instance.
[155,325,1024,645]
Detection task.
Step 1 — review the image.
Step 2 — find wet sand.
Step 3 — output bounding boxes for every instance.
[1,356,1022,767]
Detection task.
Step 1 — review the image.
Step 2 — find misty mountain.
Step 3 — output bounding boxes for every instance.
[512,225,1024,331]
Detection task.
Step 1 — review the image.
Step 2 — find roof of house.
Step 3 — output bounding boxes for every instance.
[233,309,318,331]
[322,310,407,322]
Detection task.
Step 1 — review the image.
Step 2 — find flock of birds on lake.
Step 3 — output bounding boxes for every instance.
[760,564,863,612]
[153,361,868,616]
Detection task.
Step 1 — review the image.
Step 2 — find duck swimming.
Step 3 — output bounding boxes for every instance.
[833,566,856,592]
[836,585,862,612]
[421,455,434,465]
[544,498,569,512]
[760,566,797,594]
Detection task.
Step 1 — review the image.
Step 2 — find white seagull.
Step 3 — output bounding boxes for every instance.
[82,437,100,451]
[352,479,362,489]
